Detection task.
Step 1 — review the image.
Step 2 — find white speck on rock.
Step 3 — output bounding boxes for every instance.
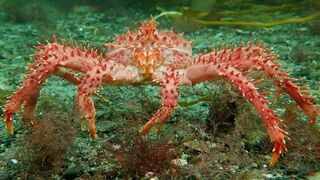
[11,159,18,164]
[172,158,188,167]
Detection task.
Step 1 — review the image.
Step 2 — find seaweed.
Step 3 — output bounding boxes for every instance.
[15,111,77,179]
[154,0,320,28]
[99,133,181,178]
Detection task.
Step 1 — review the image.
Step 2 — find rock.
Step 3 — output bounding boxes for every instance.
[308,172,320,180]
[0,173,12,180]
[262,174,274,179]
[172,158,188,167]
[183,139,210,153]
[96,120,118,133]
[62,165,84,180]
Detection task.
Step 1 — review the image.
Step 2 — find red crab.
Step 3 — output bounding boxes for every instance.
[2,19,318,165]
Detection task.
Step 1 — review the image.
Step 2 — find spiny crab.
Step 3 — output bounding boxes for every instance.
[2,18,318,165]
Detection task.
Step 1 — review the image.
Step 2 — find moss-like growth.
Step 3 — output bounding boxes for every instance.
[105,133,180,178]
[14,106,77,178]
[206,80,267,142]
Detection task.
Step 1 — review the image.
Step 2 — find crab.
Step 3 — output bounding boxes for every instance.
[2,19,318,165]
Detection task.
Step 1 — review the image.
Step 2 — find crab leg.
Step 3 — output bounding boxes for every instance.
[76,61,139,138]
[140,70,179,135]
[198,43,318,124]
[180,62,288,165]
[231,42,318,125]
[250,55,318,125]
[3,37,101,134]
[76,65,110,138]
[3,58,60,133]
[54,67,82,85]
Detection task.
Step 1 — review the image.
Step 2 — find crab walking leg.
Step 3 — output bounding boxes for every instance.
[2,37,104,135]
[140,70,180,135]
[181,62,288,165]
[76,62,139,138]
[3,59,60,134]
[20,87,40,123]
[250,58,318,125]
[54,67,82,85]
[225,42,318,125]
[76,66,109,139]
[197,43,318,124]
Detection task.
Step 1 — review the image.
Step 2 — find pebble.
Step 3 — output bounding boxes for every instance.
[62,165,84,180]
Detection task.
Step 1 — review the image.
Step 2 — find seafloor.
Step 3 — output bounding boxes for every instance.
[0,1,319,179]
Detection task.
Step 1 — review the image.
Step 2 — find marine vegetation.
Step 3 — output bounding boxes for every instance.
[155,0,320,28]
[15,109,77,178]
[104,133,179,178]
[1,18,318,166]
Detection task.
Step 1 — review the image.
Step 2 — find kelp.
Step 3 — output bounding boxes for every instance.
[155,0,320,28]
[192,12,320,27]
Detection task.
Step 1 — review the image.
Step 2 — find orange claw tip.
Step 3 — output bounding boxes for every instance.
[269,152,280,166]
[269,141,287,166]
[6,121,14,135]
[139,122,153,135]
[89,131,97,139]
[89,127,98,139]
[139,127,150,135]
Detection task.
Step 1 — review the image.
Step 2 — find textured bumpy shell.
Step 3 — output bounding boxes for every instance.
[105,20,192,78]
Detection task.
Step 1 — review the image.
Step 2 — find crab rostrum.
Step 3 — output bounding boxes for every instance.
[2,19,318,165]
